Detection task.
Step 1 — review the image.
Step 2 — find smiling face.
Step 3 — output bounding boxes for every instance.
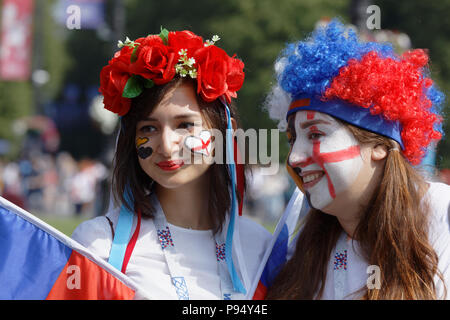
[288,111,369,211]
[135,82,214,189]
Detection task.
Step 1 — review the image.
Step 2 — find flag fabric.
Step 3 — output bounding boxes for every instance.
[250,188,309,299]
[0,195,146,300]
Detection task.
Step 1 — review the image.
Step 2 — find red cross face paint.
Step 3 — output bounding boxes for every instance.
[184,130,212,156]
[288,111,363,210]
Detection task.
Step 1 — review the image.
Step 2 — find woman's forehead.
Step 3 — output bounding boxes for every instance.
[296,110,336,122]
[291,111,340,129]
[147,83,202,118]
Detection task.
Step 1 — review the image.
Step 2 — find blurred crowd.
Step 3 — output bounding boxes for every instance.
[0,148,295,225]
[2,148,450,226]
[0,151,109,217]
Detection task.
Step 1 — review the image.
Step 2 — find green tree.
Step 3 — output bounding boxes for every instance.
[375,0,450,168]
[0,0,70,158]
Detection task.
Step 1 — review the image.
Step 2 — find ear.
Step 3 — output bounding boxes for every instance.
[230,117,238,132]
[371,144,388,161]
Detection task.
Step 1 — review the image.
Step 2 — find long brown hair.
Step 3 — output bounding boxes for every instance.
[267,123,446,299]
[112,77,244,234]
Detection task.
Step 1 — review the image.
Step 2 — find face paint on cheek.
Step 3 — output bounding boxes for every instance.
[136,137,153,159]
[302,126,362,209]
[184,130,212,156]
[136,137,149,148]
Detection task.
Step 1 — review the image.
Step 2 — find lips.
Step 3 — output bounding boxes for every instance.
[157,160,185,171]
[300,170,325,189]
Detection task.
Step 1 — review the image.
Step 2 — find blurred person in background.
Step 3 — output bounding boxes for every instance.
[246,165,290,226]
[1,160,25,209]
[69,158,107,216]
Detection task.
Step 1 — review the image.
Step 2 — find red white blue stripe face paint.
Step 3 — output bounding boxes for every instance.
[288,111,362,210]
[184,130,212,157]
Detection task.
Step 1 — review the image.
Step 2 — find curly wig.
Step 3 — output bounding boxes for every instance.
[265,19,444,165]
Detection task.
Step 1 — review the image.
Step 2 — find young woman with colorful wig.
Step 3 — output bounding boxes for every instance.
[261,20,450,300]
[71,29,270,299]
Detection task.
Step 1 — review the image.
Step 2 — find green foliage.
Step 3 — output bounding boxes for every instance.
[0,82,33,158]
[0,0,70,158]
[375,0,450,168]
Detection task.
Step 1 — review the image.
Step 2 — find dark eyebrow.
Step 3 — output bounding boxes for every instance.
[300,119,331,129]
[173,113,201,120]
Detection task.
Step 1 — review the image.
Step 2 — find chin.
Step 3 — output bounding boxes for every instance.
[153,174,193,189]
[306,183,333,211]
[153,165,211,190]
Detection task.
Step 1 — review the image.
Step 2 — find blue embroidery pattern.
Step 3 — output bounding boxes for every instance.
[172,276,189,300]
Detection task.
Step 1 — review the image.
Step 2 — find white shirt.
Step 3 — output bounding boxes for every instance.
[71,203,271,300]
[316,181,450,299]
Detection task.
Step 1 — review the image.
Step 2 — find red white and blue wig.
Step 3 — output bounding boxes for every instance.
[266,19,444,167]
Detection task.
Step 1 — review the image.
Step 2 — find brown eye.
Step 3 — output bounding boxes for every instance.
[308,132,323,140]
[139,125,156,133]
[178,122,195,130]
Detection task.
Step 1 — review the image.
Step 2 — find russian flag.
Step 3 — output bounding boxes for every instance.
[250,188,309,299]
[0,196,142,300]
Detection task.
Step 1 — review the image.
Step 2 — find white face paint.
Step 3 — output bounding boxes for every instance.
[184,130,213,156]
[288,111,363,210]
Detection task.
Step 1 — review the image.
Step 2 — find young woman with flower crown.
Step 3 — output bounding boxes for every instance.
[257,20,450,300]
[71,29,270,300]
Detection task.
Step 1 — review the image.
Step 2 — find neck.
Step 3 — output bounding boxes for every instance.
[155,174,212,230]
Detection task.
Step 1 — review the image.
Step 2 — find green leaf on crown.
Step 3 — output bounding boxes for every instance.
[141,77,154,88]
[130,45,139,63]
[159,27,169,45]
[122,75,143,98]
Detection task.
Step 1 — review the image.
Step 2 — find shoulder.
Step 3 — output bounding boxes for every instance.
[71,208,120,260]
[239,216,271,244]
[426,181,450,206]
[425,182,450,299]
[237,216,272,266]
[425,182,450,224]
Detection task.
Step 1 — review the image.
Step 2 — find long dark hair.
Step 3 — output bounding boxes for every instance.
[112,77,245,234]
[267,123,446,299]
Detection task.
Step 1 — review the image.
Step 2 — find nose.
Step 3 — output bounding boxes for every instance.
[158,127,182,157]
[288,143,311,168]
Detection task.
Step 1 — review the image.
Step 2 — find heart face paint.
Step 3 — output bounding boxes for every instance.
[288,111,363,210]
[136,137,153,159]
[184,130,212,156]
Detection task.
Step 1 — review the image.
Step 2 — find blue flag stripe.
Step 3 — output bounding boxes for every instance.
[0,206,72,299]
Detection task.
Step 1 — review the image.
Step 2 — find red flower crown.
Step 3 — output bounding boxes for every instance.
[99,29,245,116]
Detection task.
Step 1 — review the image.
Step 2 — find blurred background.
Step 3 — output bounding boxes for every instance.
[0,0,449,235]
